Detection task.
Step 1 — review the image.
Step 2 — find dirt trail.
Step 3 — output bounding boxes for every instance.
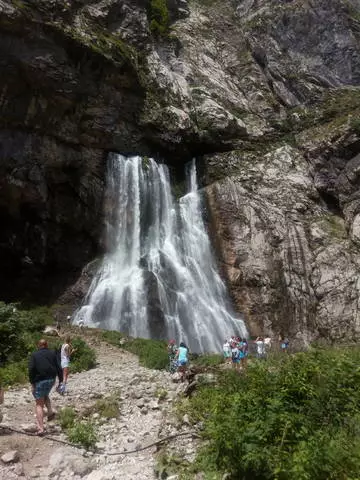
[0,334,181,480]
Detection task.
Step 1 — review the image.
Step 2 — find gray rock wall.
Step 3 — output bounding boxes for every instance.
[1,0,360,342]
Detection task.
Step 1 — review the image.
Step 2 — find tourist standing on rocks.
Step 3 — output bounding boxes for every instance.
[28,339,62,435]
[177,342,189,382]
[59,336,76,394]
[167,339,178,374]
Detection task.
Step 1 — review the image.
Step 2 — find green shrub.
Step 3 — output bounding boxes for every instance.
[148,0,169,36]
[58,406,76,430]
[68,421,98,449]
[70,338,97,373]
[187,347,360,479]
[0,359,28,387]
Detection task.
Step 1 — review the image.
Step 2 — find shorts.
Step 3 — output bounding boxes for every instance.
[33,379,55,400]
[232,357,240,363]
[223,351,231,358]
[178,360,187,367]
[61,360,70,369]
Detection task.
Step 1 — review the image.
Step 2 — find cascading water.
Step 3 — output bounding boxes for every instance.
[74,154,246,352]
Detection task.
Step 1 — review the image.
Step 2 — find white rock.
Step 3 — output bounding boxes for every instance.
[1,451,19,464]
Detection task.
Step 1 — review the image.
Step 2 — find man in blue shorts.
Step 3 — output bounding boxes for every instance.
[28,339,62,435]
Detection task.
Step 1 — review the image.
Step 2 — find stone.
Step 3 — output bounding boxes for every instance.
[1,451,19,464]
[21,423,38,433]
[12,462,23,476]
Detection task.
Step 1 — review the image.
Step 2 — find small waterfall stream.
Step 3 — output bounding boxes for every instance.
[75,154,246,352]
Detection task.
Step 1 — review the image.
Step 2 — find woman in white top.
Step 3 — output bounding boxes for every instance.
[60,336,75,393]
[255,337,266,359]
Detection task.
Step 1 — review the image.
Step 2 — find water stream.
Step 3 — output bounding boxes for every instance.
[74,154,246,352]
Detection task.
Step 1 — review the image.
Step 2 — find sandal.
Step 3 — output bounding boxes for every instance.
[36,430,46,437]
[47,413,56,421]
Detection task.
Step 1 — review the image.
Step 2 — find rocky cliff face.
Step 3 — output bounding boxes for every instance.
[1,0,360,343]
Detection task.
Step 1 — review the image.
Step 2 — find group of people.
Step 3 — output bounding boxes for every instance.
[28,336,76,435]
[223,337,249,369]
[223,334,290,366]
[167,340,189,381]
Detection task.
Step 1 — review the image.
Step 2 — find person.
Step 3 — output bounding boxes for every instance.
[280,336,290,352]
[28,339,62,435]
[223,339,231,363]
[59,336,76,394]
[167,339,178,374]
[240,338,248,370]
[176,342,189,382]
[0,380,4,423]
[231,341,240,370]
[255,336,266,359]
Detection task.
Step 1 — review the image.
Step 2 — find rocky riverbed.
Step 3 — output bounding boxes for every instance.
[0,335,198,480]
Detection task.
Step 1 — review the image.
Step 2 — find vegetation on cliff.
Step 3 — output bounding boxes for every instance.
[178,347,360,479]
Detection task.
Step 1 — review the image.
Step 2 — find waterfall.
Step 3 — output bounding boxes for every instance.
[74,154,246,352]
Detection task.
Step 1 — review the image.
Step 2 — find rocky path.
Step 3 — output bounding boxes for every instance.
[0,336,189,480]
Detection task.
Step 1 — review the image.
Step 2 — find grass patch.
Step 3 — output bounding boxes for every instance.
[92,392,120,419]
[58,406,77,430]
[190,353,223,368]
[155,387,168,401]
[101,330,168,370]
[68,421,98,449]
[58,406,98,449]
[184,347,360,479]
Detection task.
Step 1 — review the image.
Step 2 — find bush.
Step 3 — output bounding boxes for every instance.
[58,406,76,430]
[187,347,360,479]
[0,302,53,365]
[0,300,96,386]
[0,360,28,387]
[70,338,97,373]
[68,421,98,449]
[148,0,169,36]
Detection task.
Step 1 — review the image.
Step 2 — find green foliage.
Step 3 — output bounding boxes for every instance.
[0,360,28,387]
[68,421,98,449]
[0,302,52,365]
[155,387,168,401]
[58,406,76,430]
[190,354,223,368]
[101,330,168,370]
[186,347,360,479]
[148,0,170,37]
[70,338,97,373]
[0,301,96,386]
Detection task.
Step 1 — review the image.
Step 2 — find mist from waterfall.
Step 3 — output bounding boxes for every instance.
[74,154,246,352]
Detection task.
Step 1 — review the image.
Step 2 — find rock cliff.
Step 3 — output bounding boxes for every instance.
[1,0,360,343]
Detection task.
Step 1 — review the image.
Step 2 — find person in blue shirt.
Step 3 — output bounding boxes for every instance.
[176,342,189,382]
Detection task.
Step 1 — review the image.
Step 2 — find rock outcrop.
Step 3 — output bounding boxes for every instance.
[1,0,360,343]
